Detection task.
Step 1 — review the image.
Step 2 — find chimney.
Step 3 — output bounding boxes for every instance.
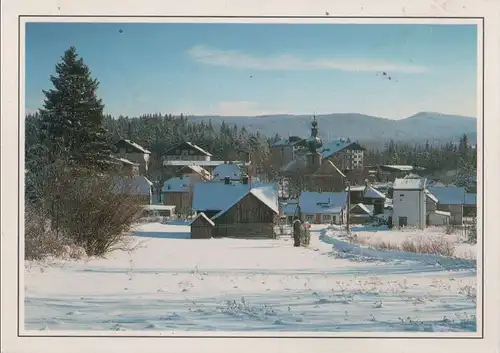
[224,176,231,185]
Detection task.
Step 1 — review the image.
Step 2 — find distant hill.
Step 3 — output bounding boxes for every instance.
[187,112,477,147]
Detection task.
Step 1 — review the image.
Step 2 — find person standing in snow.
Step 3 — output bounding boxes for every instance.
[293,216,302,247]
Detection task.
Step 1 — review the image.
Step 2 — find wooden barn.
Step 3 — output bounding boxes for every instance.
[190,212,215,239]
[192,178,279,239]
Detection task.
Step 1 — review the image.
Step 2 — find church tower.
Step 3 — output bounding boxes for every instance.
[306,115,323,168]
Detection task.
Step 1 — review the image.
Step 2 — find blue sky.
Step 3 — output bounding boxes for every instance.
[25,22,478,119]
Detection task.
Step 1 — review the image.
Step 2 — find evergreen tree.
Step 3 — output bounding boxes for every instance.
[39,46,113,170]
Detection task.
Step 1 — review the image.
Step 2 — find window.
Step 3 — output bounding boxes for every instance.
[398,216,408,227]
[306,214,315,222]
[399,194,404,197]
[322,214,332,222]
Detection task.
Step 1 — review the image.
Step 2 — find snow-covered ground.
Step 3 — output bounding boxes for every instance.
[24,222,477,333]
[338,225,477,261]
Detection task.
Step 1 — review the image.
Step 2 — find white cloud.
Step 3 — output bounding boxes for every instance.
[187,45,428,74]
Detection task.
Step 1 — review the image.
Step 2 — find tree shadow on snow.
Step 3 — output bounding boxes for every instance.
[134,231,191,239]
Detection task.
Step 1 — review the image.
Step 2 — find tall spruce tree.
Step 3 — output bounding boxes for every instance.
[39,46,113,170]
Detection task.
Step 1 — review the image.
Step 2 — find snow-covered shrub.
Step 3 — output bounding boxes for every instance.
[53,169,144,256]
[26,164,143,258]
[24,206,83,260]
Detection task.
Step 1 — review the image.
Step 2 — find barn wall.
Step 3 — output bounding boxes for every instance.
[213,222,274,238]
[216,193,275,224]
[164,192,192,214]
[437,204,463,225]
[191,225,213,239]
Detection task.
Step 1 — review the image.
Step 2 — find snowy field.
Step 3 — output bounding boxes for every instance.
[24,222,477,333]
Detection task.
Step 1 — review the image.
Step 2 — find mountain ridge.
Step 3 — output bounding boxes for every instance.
[186,111,477,146]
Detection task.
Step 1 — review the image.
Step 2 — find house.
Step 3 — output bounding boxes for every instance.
[212,163,243,181]
[115,139,151,174]
[297,191,348,225]
[362,186,386,215]
[190,212,215,239]
[111,156,140,175]
[161,176,192,214]
[320,139,366,170]
[350,203,375,224]
[192,178,279,238]
[175,164,212,181]
[369,165,425,183]
[392,178,427,228]
[163,141,212,162]
[346,184,386,215]
[427,186,467,225]
[115,174,153,205]
[270,136,307,168]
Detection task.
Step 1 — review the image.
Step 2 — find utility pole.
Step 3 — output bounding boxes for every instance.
[346,180,351,233]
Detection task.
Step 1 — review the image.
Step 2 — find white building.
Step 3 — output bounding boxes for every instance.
[297,191,348,225]
[392,177,427,228]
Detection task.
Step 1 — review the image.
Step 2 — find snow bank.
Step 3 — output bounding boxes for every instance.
[321,228,476,270]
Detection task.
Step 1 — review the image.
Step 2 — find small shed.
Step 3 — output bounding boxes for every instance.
[190,212,215,239]
[428,210,451,226]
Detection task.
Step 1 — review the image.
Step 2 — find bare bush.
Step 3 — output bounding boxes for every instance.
[26,163,144,258]
[24,206,78,260]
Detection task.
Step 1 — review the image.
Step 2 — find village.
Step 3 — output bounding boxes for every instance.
[19,23,479,333]
[116,117,477,241]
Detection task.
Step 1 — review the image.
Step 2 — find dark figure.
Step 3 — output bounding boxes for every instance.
[292,216,302,247]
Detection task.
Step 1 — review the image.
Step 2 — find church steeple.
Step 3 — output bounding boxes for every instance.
[306,114,323,168]
[307,115,323,153]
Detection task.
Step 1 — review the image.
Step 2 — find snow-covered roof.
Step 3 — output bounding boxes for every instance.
[298,192,347,214]
[190,212,215,226]
[143,205,176,211]
[431,210,452,217]
[192,182,278,215]
[363,186,385,199]
[210,184,279,220]
[404,173,421,179]
[346,185,366,192]
[283,202,299,215]
[162,176,191,193]
[393,177,427,190]
[179,165,212,179]
[115,175,152,196]
[249,185,279,214]
[112,156,139,166]
[119,139,151,154]
[425,189,439,204]
[320,140,364,159]
[320,140,349,159]
[213,163,243,180]
[184,142,213,156]
[427,186,466,205]
[351,203,374,215]
[464,193,477,205]
[381,165,415,172]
